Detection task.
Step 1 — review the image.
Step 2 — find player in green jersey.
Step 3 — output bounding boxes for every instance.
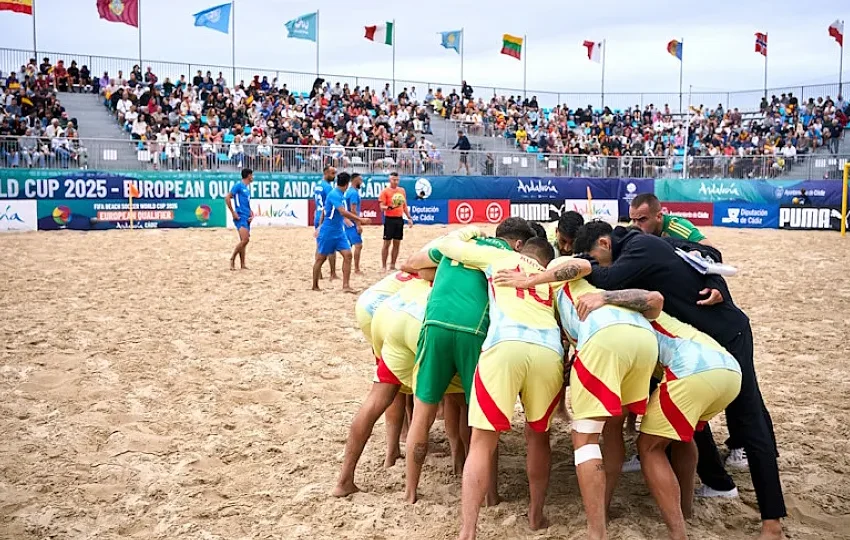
[401,217,537,505]
[629,194,713,246]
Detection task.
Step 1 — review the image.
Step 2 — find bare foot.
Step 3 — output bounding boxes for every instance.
[355,270,364,275]
[331,482,360,498]
[528,513,550,531]
[484,492,502,507]
[241,266,249,270]
[312,286,321,291]
[404,490,418,504]
[384,449,401,468]
[756,520,783,540]
[452,455,465,475]
[329,274,339,281]
[230,261,236,270]
[342,287,359,294]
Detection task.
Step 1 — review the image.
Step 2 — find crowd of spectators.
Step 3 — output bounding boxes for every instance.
[1,54,848,178]
[440,89,849,178]
[0,57,90,168]
[100,67,443,172]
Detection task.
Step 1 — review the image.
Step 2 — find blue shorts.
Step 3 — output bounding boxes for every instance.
[346,226,363,246]
[234,216,251,231]
[317,231,351,256]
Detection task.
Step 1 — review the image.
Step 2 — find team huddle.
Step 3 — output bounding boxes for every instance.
[328,208,771,540]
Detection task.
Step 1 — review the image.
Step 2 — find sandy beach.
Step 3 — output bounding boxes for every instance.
[1,224,849,540]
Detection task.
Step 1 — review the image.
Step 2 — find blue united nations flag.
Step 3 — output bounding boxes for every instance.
[193,3,232,34]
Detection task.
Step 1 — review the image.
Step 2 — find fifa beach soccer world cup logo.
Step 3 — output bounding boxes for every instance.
[52,205,71,226]
[109,0,126,16]
[195,204,212,223]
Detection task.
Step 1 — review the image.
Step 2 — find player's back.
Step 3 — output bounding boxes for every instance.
[383,277,432,322]
[356,271,418,318]
[482,249,562,355]
[321,188,346,231]
[549,256,653,349]
[650,311,740,379]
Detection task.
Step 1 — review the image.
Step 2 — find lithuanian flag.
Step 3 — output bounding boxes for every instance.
[0,0,33,15]
[501,34,522,60]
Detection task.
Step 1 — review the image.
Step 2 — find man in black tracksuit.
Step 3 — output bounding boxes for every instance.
[572,222,785,539]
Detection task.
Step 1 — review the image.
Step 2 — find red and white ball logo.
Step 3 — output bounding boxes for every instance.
[486,202,504,223]
[456,202,473,224]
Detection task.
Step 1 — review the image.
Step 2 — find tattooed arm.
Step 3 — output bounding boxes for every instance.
[493,257,591,289]
[575,290,664,321]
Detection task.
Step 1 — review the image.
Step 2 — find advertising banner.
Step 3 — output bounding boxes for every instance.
[660,202,714,226]
[563,199,619,225]
[511,201,564,222]
[656,178,847,206]
[778,205,846,231]
[36,198,226,230]
[617,179,655,219]
[311,199,382,226]
[226,199,308,228]
[449,200,509,224]
[408,200,448,225]
[0,200,37,232]
[713,203,779,229]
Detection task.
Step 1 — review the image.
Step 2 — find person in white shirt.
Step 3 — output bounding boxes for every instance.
[117,93,133,123]
[229,135,245,167]
[781,142,797,161]
[131,115,147,140]
[44,119,61,139]
[409,86,418,104]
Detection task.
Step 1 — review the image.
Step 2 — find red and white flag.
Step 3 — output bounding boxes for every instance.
[582,40,602,63]
[829,19,844,46]
[755,32,767,56]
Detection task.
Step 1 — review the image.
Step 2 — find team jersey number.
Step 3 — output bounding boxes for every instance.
[512,266,553,307]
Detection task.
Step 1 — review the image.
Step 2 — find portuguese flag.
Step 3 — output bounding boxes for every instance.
[365,22,394,45]
[501,34,523,60]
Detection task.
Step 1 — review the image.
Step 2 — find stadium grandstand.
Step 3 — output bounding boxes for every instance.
[0,47,848,179]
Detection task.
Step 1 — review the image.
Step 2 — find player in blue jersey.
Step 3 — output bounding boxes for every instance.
[344,173,365,274]
[313,172,369,292]
[314,166,338,280]
[225,168,254,270]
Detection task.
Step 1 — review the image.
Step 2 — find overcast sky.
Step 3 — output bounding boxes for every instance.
[0,0,847,100]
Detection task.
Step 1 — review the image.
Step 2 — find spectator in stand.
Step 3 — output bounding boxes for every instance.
[144,67,158,86]
[452,129,471,174]
[461,80,473,106]
[53,60,69,92]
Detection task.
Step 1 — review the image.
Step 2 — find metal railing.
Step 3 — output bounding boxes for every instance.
[1,136,848,180]
[1,47,847,112]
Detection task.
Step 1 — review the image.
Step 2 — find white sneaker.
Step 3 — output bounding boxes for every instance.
[695,485,739,499]
[621,455,641,473]
[726,448,749,470]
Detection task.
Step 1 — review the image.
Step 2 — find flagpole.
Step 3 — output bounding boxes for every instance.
[231,0,236,87]
[601,38,606,109]
[460,27,464,86]
[523,34,527,100]
[392,18,396,95]
[315,9,320,76]
[137,0,142,70]
[678,37,684,114]
[31,0,37,59]
[763,35,768,100]
[838,21,844,97]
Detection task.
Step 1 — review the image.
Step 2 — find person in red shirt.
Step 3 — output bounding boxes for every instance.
[378,172,413,271]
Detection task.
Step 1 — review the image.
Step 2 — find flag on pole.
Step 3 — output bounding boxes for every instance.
[582,40,603,63]
[0,0,32,15]
[364,22,394,45]
[440,30,462,53]
[96,0,138,27]
[193,3,232,34]
[501,34,523,60]
[285,12,317,42]
[666,39,683,60]
[755,32,768,56]
[128,183,140,198]
[829,19,844,46]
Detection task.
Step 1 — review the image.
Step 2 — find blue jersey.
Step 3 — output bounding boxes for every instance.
[344,187,362,229]
[321,188,347,233]
[313,180,333,221]
[230,181,251,218]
